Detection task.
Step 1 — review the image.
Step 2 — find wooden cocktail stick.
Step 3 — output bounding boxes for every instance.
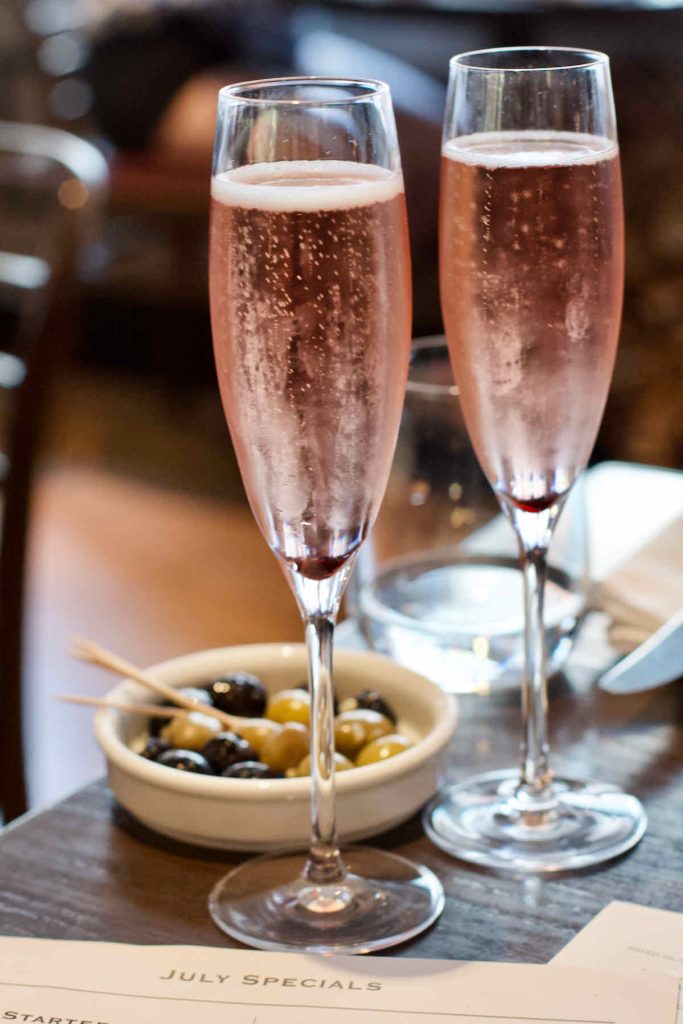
[69,635,242,731]
[55,694,189,718]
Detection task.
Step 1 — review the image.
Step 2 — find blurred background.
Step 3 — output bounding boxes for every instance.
[4,0,682,479]
[0,0,681,813]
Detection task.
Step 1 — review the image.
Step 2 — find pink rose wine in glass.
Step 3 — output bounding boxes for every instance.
[440,131,624,511]
[210,160,411,579]
[207,77,444,953]
[424,48,646,874]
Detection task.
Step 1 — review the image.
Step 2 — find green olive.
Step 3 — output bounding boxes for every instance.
[333,717,367,759]
[295,752,354,777]
[260,721,310,771]
[235,718,281,756]
[355,734,413,767]
[334,709,393,759]
[266,688,311,726]
[160,712,222,751]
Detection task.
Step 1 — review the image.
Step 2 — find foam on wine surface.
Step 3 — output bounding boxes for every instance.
[211,160,403,212]
[444,131,619,168]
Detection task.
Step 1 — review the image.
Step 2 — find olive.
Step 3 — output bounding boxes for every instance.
[222,761,283,780]
[294,752,354,777]
[261,721,310,771]
[338,689,397,724]
[266,688,311,726]
[201,732,257,774]
[206,673,267,717]
[140,737,172,761]
[333,716,366,759]
[157,749,214,774]
[334,709,393,759]
[148,687,212,736]
[160,711,222,751]
[356,734,413,767]
[135,675,412,780]
[235,718,280,757]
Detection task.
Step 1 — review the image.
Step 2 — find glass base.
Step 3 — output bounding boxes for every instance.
[423,769,647,874]
[209,845,444,953]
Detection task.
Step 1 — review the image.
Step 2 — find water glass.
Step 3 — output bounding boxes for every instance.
[349,337,588,694]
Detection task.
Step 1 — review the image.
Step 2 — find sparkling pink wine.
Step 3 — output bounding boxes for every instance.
[210,160,411,580]
[440,131,624,510]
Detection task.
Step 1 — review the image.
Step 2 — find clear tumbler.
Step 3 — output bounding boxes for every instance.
[348,337,588,694]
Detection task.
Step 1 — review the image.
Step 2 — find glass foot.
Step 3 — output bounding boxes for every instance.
[423,769,647,874]
[209,845,444,953]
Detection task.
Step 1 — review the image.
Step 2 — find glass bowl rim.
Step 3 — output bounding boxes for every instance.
[218,76,391,106]
[451,46,610,73]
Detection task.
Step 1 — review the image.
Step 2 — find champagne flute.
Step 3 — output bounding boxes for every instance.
[424,48,647,872]
[208,77,443,951]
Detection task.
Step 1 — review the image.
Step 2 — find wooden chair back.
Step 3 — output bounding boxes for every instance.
[0,121,107,822]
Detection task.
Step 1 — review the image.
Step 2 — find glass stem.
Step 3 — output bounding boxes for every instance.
[303,613,344,884]
[519,540,552,798]
[507,504,560,809]
[287,563,355,889]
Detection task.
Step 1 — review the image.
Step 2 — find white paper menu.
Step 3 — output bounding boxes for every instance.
[553,901,683,1023]
[0,936,677,1024]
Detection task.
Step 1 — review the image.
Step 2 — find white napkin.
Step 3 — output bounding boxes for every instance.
[598,516,683,651]
[586,463,683,653]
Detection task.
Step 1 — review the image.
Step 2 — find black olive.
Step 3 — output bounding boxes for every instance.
[339,689,397,724]
[140,737,172,761]
[201,732,257,774]
[148,687,212,736]
[206,673,267,717]
[221,761,283,779]
[156,749,214,774]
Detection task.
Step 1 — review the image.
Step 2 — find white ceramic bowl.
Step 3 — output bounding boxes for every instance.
[95,643,457,851]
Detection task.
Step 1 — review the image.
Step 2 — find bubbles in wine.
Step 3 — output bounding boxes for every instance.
[210,161,411,577]
[440,131,624,508]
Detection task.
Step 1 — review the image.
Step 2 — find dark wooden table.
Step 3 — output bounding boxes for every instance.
[0,619,680,960]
